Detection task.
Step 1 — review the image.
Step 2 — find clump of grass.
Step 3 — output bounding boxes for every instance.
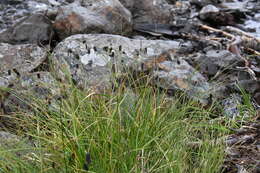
[0,81,232,173]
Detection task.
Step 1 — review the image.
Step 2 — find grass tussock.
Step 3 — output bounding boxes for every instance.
[1,82,252,173]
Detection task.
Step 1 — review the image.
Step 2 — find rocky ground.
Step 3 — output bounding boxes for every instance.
[0,0,259,172]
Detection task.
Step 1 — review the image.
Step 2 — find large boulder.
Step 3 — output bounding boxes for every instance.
[0,43,47,87]
[53,0,132,40]
[52,34,181,92]
[52,34,209,103]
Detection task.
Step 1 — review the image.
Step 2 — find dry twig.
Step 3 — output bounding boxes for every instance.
[199,24,260,52]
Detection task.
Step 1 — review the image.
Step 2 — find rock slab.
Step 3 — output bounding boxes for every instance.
[0,43,47,87]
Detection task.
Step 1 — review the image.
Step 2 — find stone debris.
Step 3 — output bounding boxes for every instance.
[223,116,260,173]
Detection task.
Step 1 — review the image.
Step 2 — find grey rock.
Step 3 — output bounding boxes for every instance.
[225,147,240,157]
[237,165,249,173]
[151,58,211,104]
[0,1,29,31]
[171,1,191,16]
[243,19,260,38]
[236,79,260,106]
[3,72,60,114]
[191,50,241,77]
[52,34,181,93]
[53,1,132,40]
[209,81,230,100]
[225,136,239,146]
[221,1,248,11]
[119,0,177,19]
[0,0,68,32]
[240,135,254,144]
[131,0,174,24]
[0,71,18,88]
[199,5,219,20]
[190,0,222,7]
[52,33,208,104]
[0,43,47,87]
[119,0,135,10]
[222,94,242,118]
[0,13,53,44]
[236,80,260,95]
[0,131,20,145]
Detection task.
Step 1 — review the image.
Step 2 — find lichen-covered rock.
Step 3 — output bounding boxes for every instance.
[52,34,181,92]
[222,94,242,118]
[53,0,132,40]
[199,5,219,20]
[52,34,208,103]
[3,72,60,114]
[118,0,190,24]
[0,0,69,32]
[199,4,238,26]
[132,0,174,24]
[0,71,18,88]
[0,14,53,44]
[148,54,211,104]
[189,50,241,77]
[0,43,47,87]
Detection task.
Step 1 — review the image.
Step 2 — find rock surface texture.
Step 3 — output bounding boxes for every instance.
[131,0,174,24]
[53,0,132,40]
[0,14,53,44]
[52,34,180,92]
[0,43,47,87]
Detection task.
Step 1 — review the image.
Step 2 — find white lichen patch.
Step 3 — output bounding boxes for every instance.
[80,49,110,67]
